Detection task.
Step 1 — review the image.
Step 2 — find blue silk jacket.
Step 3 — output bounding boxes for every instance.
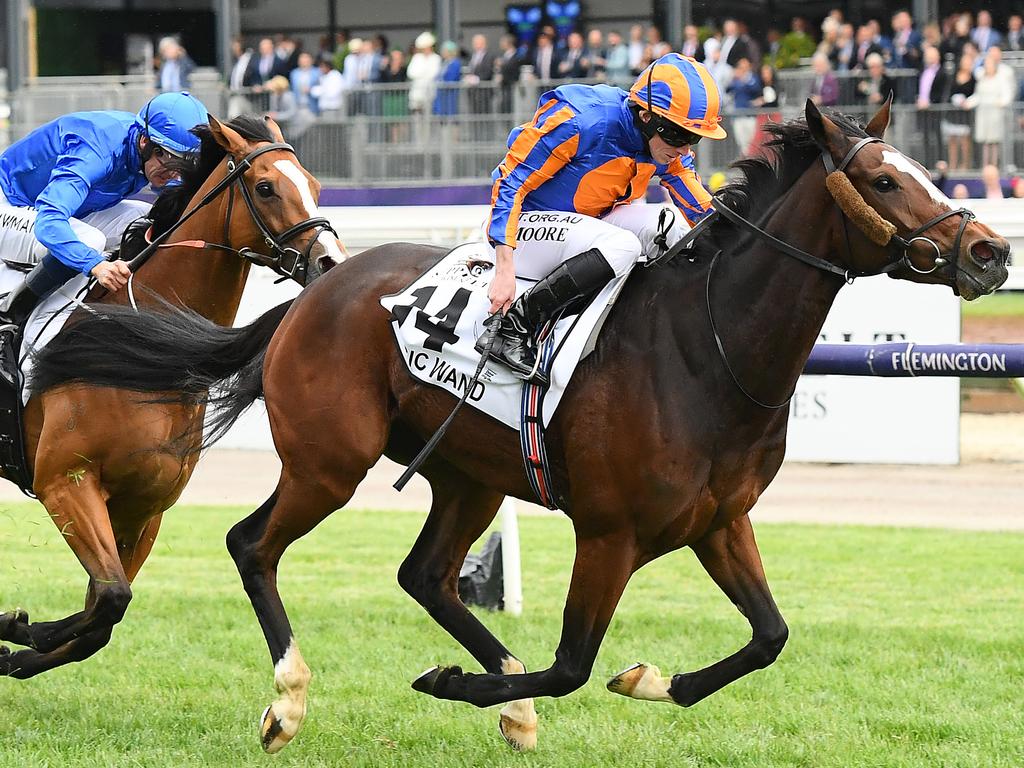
[0,111,148,274]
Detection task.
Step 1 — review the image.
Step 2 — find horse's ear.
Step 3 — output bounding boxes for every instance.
[208,115,249,154]
[864,93,893,139]
[805,99,846,160]
[263,115,287,143]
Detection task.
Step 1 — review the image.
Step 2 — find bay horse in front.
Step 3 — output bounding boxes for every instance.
[29,99,1010,753]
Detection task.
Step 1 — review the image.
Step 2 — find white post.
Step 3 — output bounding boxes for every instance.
[500,498,522,616]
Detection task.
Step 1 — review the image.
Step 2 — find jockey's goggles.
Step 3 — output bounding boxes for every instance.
[150,145,179,161]
[649,115,703,147]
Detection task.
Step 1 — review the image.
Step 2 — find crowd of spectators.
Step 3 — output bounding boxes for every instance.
[203,10,1024,176]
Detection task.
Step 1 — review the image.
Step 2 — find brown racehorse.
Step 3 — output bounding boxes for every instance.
[0,114,341,679]
[29,101,1010,752]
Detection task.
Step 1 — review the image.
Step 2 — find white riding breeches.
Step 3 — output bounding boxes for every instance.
[490,201,693,281]
[0,189,151,271]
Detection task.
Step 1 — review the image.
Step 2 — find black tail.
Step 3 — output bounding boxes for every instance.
[30,297,293,446]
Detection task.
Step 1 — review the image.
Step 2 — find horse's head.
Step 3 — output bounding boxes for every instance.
[805,98,1009,299]
[207,115,347,285]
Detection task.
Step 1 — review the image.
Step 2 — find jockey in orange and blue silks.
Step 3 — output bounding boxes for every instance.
[477,53,728,384]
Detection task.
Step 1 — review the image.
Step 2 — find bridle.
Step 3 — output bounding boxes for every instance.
[127,141,338,284]
[714,136,976,284]
[707,135,977,409]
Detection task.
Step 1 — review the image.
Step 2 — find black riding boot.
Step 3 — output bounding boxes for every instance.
[477,248,615,385]
[0,256,78,386]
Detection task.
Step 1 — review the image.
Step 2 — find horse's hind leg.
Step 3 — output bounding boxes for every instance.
[607,514,788,706]
[1,514,162,678]
[226,472,362,754]
[413,527,638,707]
[400,469,537,750]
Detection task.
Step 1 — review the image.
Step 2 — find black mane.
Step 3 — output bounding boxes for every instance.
[692,110,869,260]
[149,114,276,236]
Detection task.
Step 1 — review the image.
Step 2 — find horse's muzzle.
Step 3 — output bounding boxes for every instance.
[957,236,1010,300]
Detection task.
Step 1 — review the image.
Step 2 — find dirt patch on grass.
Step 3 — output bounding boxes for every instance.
[962,315,1024,343]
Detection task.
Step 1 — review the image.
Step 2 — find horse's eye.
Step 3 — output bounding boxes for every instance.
[255,181,274,198]
[873,176,898,193]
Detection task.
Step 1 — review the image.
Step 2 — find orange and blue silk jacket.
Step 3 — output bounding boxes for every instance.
[487,83,714,248]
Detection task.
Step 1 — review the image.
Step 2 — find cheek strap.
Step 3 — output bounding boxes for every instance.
[825,171,897,246]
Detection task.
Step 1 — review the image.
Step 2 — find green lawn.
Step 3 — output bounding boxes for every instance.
[1,503,1022,768]
[961,290,1024,317]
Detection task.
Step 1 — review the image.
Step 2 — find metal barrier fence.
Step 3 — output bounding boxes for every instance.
[255,98,1024,185]
[5,71,228,144]
[4,72,1024,184]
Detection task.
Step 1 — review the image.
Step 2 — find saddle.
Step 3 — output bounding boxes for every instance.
[0,217,152,496]
[0,321,33,495]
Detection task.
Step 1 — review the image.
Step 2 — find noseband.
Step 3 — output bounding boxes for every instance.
[821,136,975,279]
[707,135,976,409]
[127,141,339,284]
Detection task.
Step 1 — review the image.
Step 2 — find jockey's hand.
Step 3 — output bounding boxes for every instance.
[91,260,132,292]
[489,244,516,315]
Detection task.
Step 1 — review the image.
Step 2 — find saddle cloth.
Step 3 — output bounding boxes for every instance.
[380,243,632,430]
[0,264,90,404]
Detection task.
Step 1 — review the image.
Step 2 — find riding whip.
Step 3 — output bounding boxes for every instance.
[393,320,499,492]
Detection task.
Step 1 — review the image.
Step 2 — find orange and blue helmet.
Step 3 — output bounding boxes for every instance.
[628,53,727,141]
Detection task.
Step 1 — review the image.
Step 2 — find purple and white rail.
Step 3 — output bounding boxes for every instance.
[805,343,1024,377]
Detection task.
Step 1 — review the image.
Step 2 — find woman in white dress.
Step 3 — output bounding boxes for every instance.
[966,47,1017,167]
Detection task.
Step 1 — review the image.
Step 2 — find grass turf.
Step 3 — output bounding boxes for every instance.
[1,502,1022,768]
[961,290,1024,317]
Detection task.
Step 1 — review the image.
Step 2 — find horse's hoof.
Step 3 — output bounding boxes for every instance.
[607,662,673,702]
[499,708,538,751]
[411,665,441,695]
[607,662,646,696]
[259,703,294,754]
[0,609,29,638]
[411,665,463,697]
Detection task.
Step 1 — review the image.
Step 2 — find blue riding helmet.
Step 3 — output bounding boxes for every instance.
[135,91,209,156]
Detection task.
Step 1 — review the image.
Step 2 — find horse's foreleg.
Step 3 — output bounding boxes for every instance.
[413,530,636,707]
[608,514,788,706]
[0,479,132,657]
[400,472,537,750]
[0,514,161,678]
[226,479,347,754]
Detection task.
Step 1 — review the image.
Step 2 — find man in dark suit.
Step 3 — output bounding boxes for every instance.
[496,34,521,113]
[532,31,560,82]
[720,19,752,67]
[1006,15,1024,51]
[466,34,496,115]
[557,31,588,79]
[890,10,923,75]
[249,37,288,88]
[681,25,704,62]
[915,45,948,167]
[852,25,883,70]
[857,53,896,105]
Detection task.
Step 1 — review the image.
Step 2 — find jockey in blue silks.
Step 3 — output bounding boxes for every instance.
[0,91,209,332]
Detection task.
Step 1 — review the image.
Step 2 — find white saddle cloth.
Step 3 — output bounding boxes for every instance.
[0,265,91,404]
[380,243,633,430]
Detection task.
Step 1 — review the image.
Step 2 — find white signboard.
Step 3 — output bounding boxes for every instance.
[785,276,960,464]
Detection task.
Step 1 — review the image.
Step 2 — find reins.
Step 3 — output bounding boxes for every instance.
[704,134,977,409]
[127,141,338,284]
